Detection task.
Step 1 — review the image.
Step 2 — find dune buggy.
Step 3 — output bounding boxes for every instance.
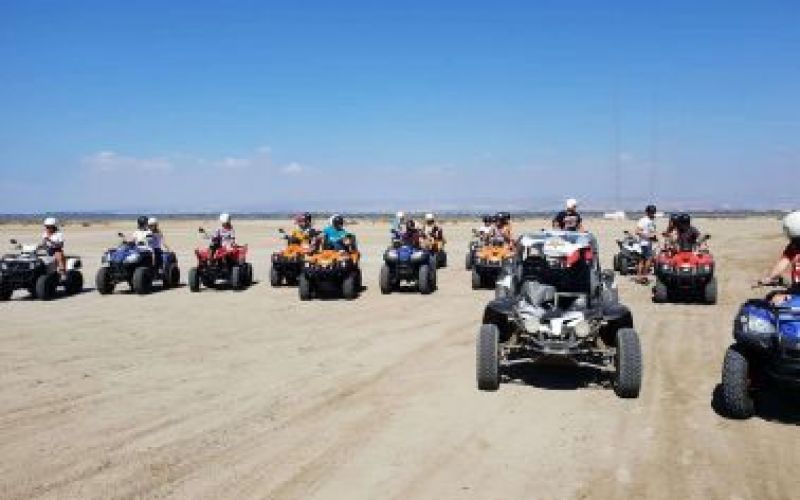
[479,230,642,398]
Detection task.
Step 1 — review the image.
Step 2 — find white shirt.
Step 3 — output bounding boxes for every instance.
[42,230,64,249]
[636,217,657,246]
[478,225,493,237]
[132,229,152,245]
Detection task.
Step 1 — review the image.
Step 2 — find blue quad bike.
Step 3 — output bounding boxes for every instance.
[379,234,436,295]
[95,233,181,295]
[721,281,800,418]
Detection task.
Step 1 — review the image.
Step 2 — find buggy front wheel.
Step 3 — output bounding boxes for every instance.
[613,328,642,398]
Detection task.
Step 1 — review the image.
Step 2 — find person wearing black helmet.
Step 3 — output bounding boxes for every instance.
[399,219,422,247]
[495,211,513,243]
[131,215,152,245]
[667,213,703,251]
[634,205,658,283]
[322,214,355,251]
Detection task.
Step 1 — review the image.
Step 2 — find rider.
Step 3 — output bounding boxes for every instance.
[421,213,444,248]
[132,215,152,245]
[289,212,318,246]
[323,214,353,251]
[761,211,800,299]
[392,211,407,233]
[399,219,422,247]
[494,211,513,243]
[552,198,584,231]
[147,217,168,268]
[668,213,703,250]
[634,205,658,284]
[41,217,66,274]
[213,213,237,247]
[478,215,494,242]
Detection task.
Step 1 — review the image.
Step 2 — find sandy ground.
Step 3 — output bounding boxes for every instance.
[1,216,799,500]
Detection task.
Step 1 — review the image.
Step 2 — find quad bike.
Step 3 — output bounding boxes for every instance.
[0,239,83,300]
[299,235,361,300]
[613,231,646,276]
[653,235,716,304]
[270,228,318,287]
[96,233,180,295]
[470,235,514,290]
[720,280,800,419]
[479,230,641,398]
[380,231,436,295]
[188,228,253,292]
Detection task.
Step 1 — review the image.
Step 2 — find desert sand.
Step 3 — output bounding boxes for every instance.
[1,216,799,500]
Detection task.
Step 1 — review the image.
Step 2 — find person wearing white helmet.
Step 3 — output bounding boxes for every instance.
[552,198,583,231]
[761,211,800,295]
[213,213,236,247]
[146,217,171,268]
[392,211,407,234]
[41,217,66,274]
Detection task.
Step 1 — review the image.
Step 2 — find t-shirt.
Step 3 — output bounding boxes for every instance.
[323,226,348,247]
[553,211,582,231]
[636,217,657,246]
[149,232,164,250]
[132,229,152,245]
[41,231,64,250]
[783,242,800,284]
[213,226,236,245]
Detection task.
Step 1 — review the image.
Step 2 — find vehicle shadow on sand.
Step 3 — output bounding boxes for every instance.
[711,384,800,425]
[504,360,611,391]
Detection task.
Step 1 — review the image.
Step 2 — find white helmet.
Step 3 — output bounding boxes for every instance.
[219,213,231,224]
[783,211,800,239]
[43,217,58,227]
[425,213,435,221]
[566,198,578,210]
[147,217,158,226]
[396,211,405,219]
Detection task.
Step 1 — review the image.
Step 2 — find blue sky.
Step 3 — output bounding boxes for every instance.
[0,0,798,213]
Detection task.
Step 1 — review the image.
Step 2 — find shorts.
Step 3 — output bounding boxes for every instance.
[640,244,653,259]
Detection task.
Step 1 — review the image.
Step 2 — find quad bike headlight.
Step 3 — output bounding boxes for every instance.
[124,253,140,264]
[741,313,776,335]
[0,262,6,270]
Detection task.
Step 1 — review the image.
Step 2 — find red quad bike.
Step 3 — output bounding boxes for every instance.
[188,228,253,292]
[653,235,717,304]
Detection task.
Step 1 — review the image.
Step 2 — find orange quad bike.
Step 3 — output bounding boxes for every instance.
[298,234,362,300]
[471,236,514,290]
[270,228,318,287]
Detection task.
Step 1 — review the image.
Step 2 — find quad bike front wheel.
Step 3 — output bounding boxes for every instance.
[379,264,393,294]
[476,324,500,391]
[471,269,482,290]
[721,346,755,419]
[342,270,359,300]
[231,265,246,291]
[64,270,83,295]
[653,280,668,303]
[132,267,153,295]
[704,277,718,305]
[188,267,201,292]
[613,328,642,398]
[465,252,473,270]
[298,273,313,301]
[270,265,282,287]
[35,273,58,301]
[418,264,434,295]
[95,267,115,295]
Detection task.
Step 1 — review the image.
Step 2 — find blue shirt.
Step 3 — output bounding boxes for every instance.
[323,225,348,243]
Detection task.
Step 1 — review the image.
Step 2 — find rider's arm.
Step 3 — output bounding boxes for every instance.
[765,257,791,283]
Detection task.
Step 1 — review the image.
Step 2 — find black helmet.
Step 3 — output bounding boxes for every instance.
[482,215,492,224]
[405,220,416,231]
[303,212,312,224]
[137,215,148,229]
[645,204,657,214]
[332,215,344,228]
[677,213,691,227]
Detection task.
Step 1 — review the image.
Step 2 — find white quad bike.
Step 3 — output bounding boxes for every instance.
[0,239,83,300]
[613,231,646,276]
